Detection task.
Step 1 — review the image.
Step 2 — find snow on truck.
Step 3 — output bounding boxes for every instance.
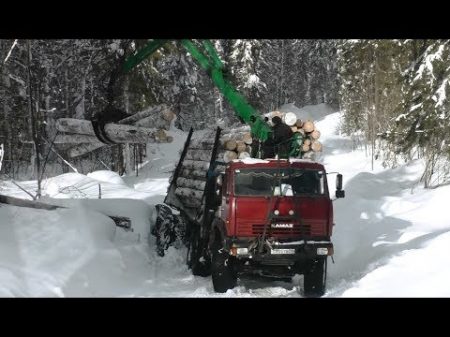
[55,39,346,295]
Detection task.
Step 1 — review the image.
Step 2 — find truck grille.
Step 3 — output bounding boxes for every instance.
[252,224,311,236]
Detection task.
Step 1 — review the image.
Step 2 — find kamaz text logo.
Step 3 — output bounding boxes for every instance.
[271,223,294,228]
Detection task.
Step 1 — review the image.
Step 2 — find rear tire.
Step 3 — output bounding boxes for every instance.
[187,230,211,277]
[211,247,237,293]
[303,258,327,297]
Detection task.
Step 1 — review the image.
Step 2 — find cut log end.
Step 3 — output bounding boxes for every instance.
[284,112,297,126]
[311,141,322,152]
[303,120,315,133]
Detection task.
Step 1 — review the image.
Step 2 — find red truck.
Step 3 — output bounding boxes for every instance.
[206,158,344,296]
[155,132,345,296]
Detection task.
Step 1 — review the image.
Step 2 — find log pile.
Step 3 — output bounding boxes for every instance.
[51,105,176,158]
[220,127,253,163]
[266,110,323,157]
[168,111,324,211]
[171,130,216,208]
[171,126,254,209]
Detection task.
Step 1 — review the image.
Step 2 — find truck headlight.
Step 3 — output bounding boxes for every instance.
[237,248,249,255]
[273,210,280,215]
[317,247,328,255]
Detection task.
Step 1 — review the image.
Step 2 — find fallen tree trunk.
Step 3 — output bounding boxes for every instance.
[0,194,131,229]
[0,194,59,210]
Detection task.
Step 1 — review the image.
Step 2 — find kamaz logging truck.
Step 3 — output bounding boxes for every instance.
[116,39,345,296]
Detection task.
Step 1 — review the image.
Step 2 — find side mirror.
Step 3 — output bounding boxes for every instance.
[336,174,343,190]
[335,174,345,198]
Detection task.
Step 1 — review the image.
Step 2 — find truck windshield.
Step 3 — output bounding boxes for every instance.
[234,168,325,196]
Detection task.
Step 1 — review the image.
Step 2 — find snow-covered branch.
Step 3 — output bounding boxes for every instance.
[3,39,18,64]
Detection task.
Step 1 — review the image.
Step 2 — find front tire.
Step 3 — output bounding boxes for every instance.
[303,258,327,297]
[211,247,237,293]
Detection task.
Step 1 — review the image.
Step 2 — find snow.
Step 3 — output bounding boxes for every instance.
[244,74,265,90]
[1,102,450,297]
[435,78,447,108]
[343,232,450,297]
[233,158,270,164]
[87,170,127,186]
[279,103,337,122]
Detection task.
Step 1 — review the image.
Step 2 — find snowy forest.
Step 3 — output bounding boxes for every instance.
[1,39,450,297]
[1,39,449,191]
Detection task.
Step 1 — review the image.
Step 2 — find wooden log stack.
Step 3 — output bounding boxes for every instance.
[169,111,323,211]
[221,128,253,163]
[51,105,176,158]
[265,110,323,157]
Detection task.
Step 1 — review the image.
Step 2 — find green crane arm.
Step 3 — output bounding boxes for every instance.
[122,39,272,142]
[123,39,169,73]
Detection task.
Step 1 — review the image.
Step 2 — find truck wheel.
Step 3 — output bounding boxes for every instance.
[303,258,327,297]
[188,232,211,277]
[211,247,237,293]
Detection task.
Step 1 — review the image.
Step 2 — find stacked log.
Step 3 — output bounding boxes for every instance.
[51,105,176,158]
[218,127,252,163]
[171,130,216,208]
[169,114,323,211]
[292,118,322,156]
[54,118,174,158]
[171,126,255,209]
[264,110,323,157]
[55,118,172,144]
[52,106,322,162]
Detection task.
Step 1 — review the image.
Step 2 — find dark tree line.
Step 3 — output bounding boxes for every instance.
[0,39,339,184]
[338,39,450,187]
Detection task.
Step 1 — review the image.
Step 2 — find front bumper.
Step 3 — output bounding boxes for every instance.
[225,238,333,265]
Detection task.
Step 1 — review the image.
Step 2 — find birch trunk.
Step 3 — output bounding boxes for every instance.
[176,177,206,190]
[55,118,172,144]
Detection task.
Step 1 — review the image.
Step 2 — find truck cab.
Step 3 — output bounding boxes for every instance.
[209,158,344,296]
